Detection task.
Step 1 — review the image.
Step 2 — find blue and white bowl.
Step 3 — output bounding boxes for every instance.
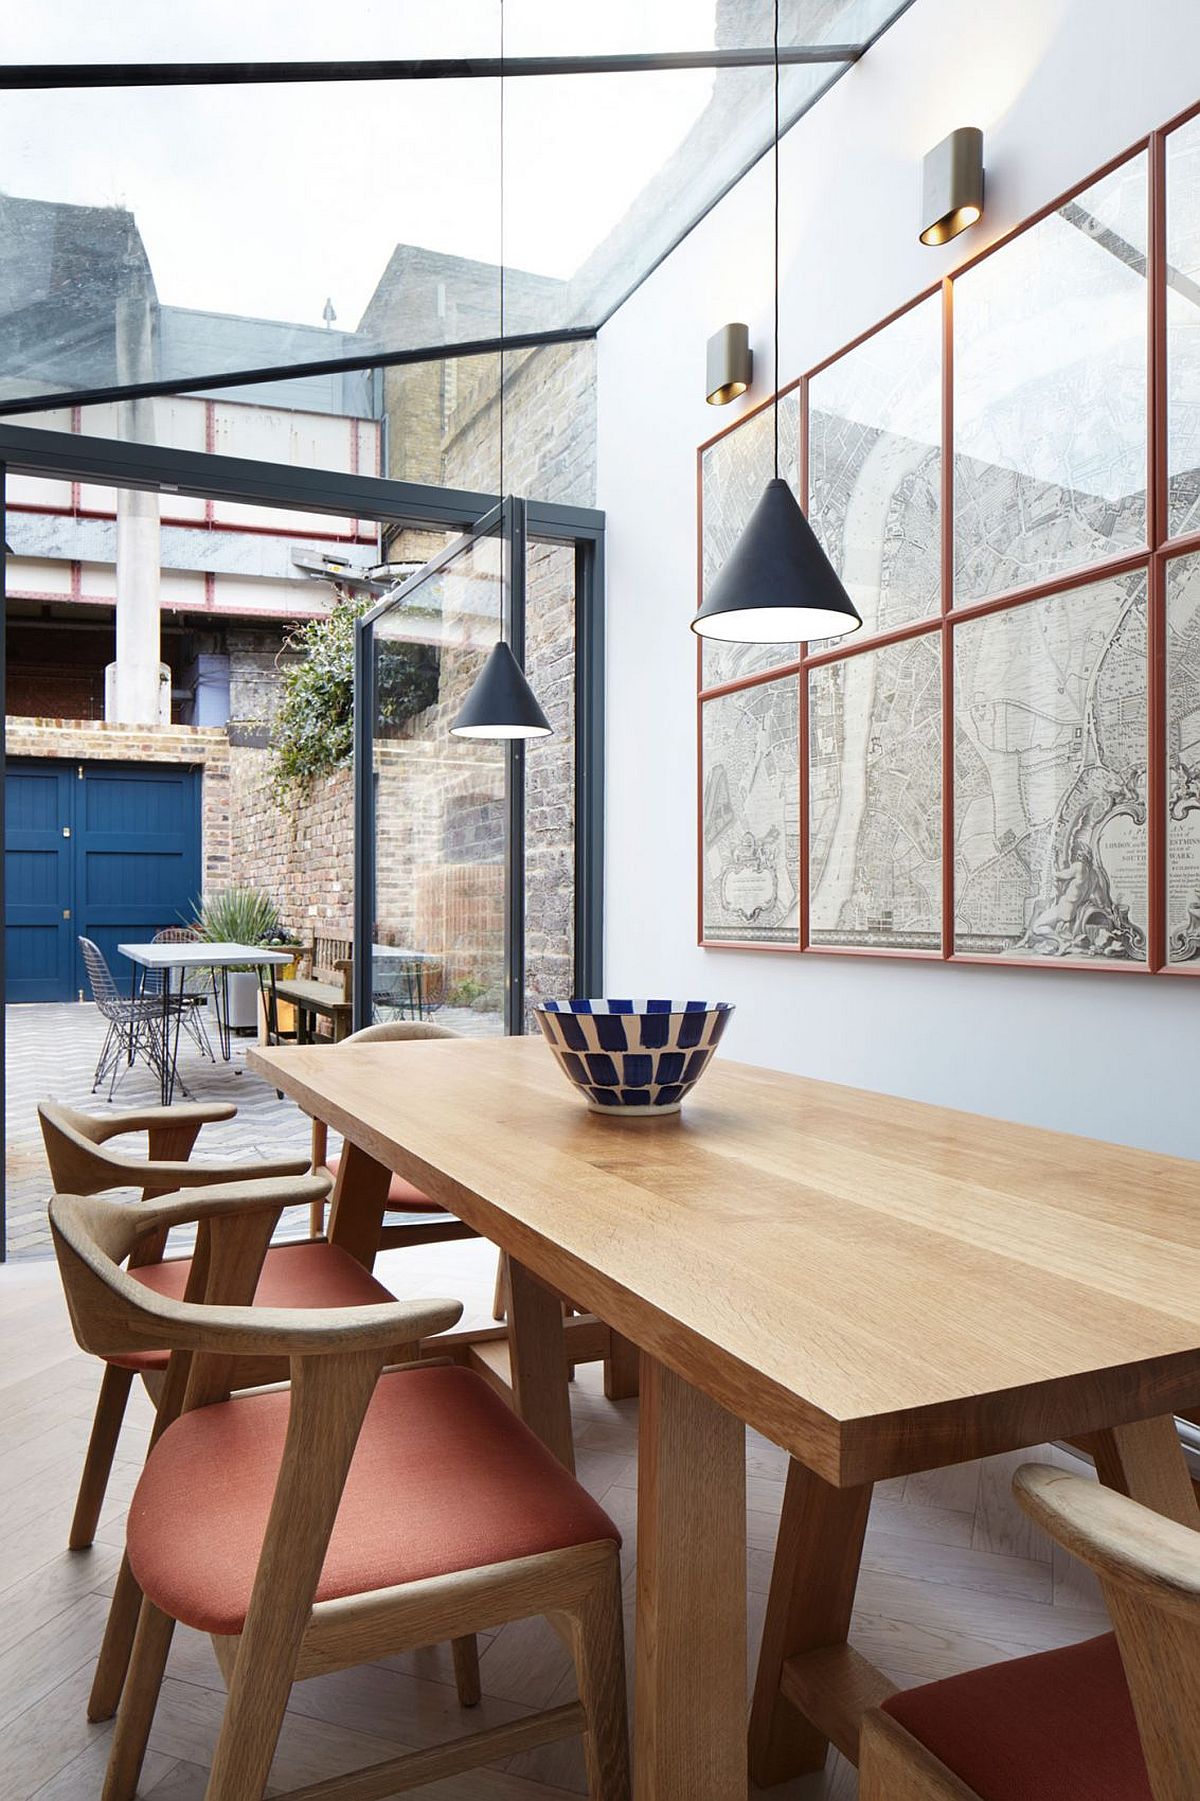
[534,999,734,1117]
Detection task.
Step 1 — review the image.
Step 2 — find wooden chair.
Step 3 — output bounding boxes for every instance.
[38,1099,316,1552]
[49,1183,631,1801]
[39,1100,420,1727]
[859,1461,1200,1801]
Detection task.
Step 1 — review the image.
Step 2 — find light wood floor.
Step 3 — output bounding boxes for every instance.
[0,1234,1111,1800]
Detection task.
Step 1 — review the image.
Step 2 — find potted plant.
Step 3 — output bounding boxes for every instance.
[194,887,283,1030]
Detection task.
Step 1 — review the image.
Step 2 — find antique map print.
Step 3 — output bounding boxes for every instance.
[954,156,1148,602]
[808,293,941,644]
[808,635,941,947]
[954,573,1148,959]
[1168,114,1200,539]
[700,391,800,690]
[1167,553,1200,961]
[701,675,799,944]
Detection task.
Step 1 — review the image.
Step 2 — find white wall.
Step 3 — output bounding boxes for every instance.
[597,0,1200,1159]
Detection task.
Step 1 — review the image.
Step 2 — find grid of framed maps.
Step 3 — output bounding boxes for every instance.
[698,106,1200,969]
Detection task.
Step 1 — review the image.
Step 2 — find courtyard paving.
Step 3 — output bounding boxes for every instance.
[4,1001,339,1259]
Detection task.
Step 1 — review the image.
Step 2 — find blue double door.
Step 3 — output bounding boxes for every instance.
[5,760,202,1003]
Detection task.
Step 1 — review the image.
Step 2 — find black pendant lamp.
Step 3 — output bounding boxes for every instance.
[451,1,551,743]
[692,2,861,648]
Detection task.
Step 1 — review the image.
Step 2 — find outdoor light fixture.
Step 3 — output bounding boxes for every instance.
[450,0,553,743]
[919,126,984,247]
[692,2,861,647]
[706,322,753,405]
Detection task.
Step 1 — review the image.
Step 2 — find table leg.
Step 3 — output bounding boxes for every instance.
[747,1456,874,1787]
[324,1139,392,1268]
[1082,1415,1200,1528]
[634,1355,746,1801]
[507,1257,576,1474]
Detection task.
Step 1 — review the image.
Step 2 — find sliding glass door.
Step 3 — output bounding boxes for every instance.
[354,497,603,1035]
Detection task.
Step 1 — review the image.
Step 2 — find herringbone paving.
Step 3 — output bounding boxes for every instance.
[5,1002,330,1259]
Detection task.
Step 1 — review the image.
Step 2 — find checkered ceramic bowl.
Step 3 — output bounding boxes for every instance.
[534,999,734,1117]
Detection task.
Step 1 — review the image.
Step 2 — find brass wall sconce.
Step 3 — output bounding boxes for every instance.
[920,126,984,246]
[705,322,753,405]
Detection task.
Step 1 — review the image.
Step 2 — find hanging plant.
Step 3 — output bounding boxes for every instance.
[271,590,439,803]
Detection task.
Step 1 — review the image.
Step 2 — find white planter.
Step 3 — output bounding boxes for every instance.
[225,969,260,1031]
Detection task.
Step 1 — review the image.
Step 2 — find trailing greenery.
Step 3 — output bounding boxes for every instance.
[271,591,440,801]
[193,886,281,948]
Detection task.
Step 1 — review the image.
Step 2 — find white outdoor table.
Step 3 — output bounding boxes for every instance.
[119,941,293,1105]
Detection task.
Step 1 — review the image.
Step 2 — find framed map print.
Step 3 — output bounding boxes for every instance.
[699,389,800,692]
[808,634,942,949]
[1167,112,1200,539]
[808,293,941,644]
[1167,552,1200,961]
[954,571,1148,961]
[700,674,800,945]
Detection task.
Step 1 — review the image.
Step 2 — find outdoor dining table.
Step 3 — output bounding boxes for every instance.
[247,1034,1200,1801]
[121,940,293,1106]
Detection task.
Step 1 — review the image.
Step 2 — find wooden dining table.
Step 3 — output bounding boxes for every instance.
[249,1035,1200,1801]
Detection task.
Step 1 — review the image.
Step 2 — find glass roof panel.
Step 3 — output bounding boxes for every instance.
[0,0,912,409]
[4,1,900,64]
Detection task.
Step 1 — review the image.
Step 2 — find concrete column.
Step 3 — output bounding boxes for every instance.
[109,259,163,725]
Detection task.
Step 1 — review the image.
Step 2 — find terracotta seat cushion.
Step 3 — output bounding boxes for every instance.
[882,1631,1151,1801]
[111,1241,397,1373]
[324,1151,444,1214]
[127,1365,620,1636]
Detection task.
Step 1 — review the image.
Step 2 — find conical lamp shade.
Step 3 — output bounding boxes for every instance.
[692,477,862,644]
[451,639,552,740]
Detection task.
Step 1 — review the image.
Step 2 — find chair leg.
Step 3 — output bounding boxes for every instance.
[451,1634,481,1707]
[603,1332,641,1403]
[101,1597,175,1801]
[566,1548,631,1801]
[70,1365,135,1551]
[89,1552,144,1721]
[492,1251,510,1323]
[204,1628,298,1801]
[309,1198,327,1239]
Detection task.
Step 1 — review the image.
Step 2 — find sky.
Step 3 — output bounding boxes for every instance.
[0,1,734,330]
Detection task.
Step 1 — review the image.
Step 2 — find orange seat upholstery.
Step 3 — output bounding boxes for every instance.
[324,1151,444,1213]
[881,1632,1152,1801]
[127,1365,620,1635]
[113,1242,397,1374]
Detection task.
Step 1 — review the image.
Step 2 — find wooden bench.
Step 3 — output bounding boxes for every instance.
[271,935,353,1042]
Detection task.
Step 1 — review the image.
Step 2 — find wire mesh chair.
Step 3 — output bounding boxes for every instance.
[149,926,216,1062]
[78,937,183,1102]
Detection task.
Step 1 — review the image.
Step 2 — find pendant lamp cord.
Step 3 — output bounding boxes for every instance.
[773,0,780,483]
[499,0,506,504]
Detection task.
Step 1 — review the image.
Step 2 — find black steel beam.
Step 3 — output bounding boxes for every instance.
[0,326,596,420]
[1,47,862,89]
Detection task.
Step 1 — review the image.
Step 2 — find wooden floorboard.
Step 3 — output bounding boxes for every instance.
[0,1226,1113,1799]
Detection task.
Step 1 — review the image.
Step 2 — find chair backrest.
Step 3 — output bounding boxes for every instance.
[343,1020,460,1046]
[78,936,125,1020]
[152,926,208,995]
[1015,1463,1200,1801]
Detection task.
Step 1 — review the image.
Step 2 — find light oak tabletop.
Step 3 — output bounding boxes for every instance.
[250,1036,1200,1486]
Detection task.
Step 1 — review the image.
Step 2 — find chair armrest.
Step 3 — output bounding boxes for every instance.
[1014,1463,1200,1620]
[89,1102,238,1143]
[98,1150,315,1189]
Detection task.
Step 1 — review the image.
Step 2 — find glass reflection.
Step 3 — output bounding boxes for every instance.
[953,154,1148,602]
[1167,114,1200,539]
[1167,552,1200,962]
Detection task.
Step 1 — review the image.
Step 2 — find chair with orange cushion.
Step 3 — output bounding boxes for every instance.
[858,1461,1200,1801]
[49,1183,631,1801]
[306,1018,476,1246]
[38,1101,456,1730]
[38,1099,320,1553]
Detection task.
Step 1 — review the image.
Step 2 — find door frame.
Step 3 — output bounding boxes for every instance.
[0,423,605,1257]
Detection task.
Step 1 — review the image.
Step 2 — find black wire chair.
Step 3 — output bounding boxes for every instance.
[77,937,186,1101]
[149,926,217,1063]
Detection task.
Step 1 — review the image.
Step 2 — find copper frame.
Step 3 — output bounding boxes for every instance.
[697,94,1200,976]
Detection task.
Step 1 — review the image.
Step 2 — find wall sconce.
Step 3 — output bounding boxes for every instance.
[920,126,984,246]
[705,322,753,405]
